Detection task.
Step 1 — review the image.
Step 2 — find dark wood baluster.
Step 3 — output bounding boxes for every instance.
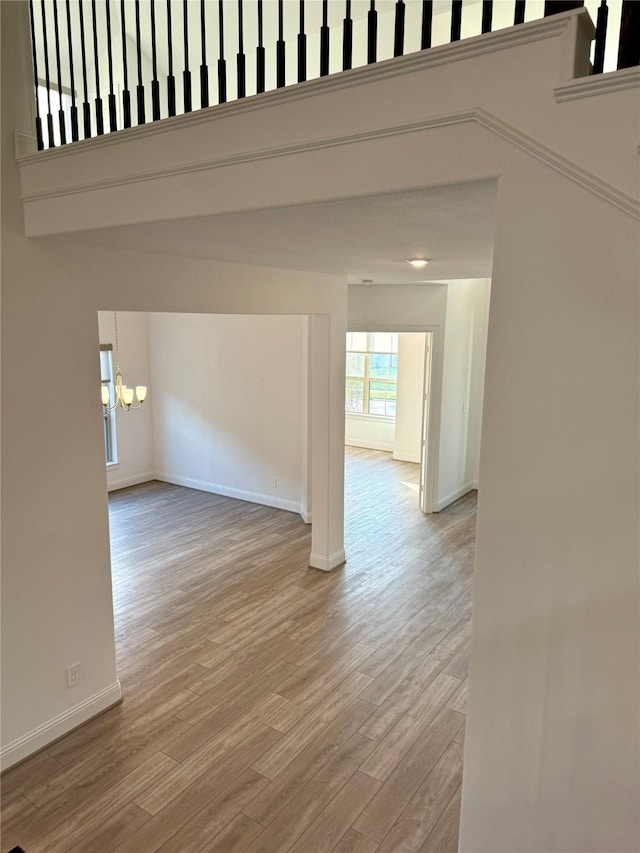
[134,0,145,123]
[481,0,492,33]
[298,0,306,82]
[343,0,353,71]
[320,0,329,76]
[167,0,176,116]
[28,0,44,149]
[151,0,161,119]
[200,0,209,107]
[217,0,226,103]
[394,0,405,57]
[277,0,285,88]
[237,0,246,97]
[421,0,433,49]
[618,0,640,69]
[120,0,131,127]
[593,0,608,74]
[52,0,67,143]
[451,0,462,42]
[91,0,104,134]
[78,0,91,138]
[256,0,265,93]
[368,1,377,64]
[183,0,192,112]
[514,0,525,25]
[40,0,55,146]
[543,1,583,14]
[106,0,117,130]
[65,0,78,141]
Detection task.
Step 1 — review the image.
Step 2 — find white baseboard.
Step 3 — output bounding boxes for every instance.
[345,439,395,453]
[435,481,479,512]
[1,680,122,771]
[300,508,312,524]
[107,471,155,492]
[155,472,302,515]
[392,451,421,463]
[310,549,346,572]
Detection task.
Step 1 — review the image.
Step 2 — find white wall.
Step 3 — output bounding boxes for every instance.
[345,331,426,458]
[4,6,639,848]
[149,312,307,515]
[98,310,154,491]
[438,278,491,509]
[393,332,428,464]
[2,2,347,768]
[345,413,395,452]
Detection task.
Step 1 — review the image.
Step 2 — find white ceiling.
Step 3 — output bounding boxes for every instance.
[56,179,498,284]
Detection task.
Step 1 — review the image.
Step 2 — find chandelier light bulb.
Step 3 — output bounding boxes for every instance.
[101,312,149,412]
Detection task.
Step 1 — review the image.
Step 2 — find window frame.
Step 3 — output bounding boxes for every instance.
[100,345,118,465]
[345,333,398,420]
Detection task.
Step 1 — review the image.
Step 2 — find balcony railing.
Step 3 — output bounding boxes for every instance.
[28,0,640,151]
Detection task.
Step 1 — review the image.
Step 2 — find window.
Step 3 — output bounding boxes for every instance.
[346,332,398,418]
[100,345,117,464]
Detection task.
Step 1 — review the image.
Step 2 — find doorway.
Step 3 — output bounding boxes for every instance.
[344,329,436,514]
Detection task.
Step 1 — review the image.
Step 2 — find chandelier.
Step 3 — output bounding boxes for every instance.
[101,312,148,411]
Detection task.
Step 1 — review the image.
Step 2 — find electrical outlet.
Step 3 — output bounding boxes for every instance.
[271,477,278,488]
[67,661,84,688]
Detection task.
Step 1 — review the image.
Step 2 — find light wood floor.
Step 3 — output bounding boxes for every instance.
[1,447,476,853]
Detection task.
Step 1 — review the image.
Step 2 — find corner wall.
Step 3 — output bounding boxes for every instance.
[149,312,307,514]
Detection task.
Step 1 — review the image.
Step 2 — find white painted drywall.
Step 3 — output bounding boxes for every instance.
[4,6,639,850]
[98,310,155,491]
[148,312,306,514]
[2,3,347,769]
[393,332,427,464]
[438,278,491,508]
[345,331,426,457]
[345,414,396,452]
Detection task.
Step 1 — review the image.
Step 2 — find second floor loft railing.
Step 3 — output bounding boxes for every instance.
[29,0,640,151]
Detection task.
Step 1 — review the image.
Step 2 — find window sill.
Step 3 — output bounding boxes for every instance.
[345,413,396,424]
[106,462,120,470]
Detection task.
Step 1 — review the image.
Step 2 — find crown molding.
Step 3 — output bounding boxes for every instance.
[16,9,586,167]
[18,110,476,202]
[20,106,639,220]
[473,108,640,219]
[554,66,640,102]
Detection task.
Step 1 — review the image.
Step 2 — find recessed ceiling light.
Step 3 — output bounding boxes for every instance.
[407,258,430,268]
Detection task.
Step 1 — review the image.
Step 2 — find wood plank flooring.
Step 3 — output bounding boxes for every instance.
[1,447,476,853]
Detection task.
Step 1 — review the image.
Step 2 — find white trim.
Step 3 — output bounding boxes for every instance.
[15,129,37,158]
[346,413,395,424]
[16,10,584,168]
[155,471,302,515]
[473,108,640,219]
[20,105,639,221]
[345,438,395,453]
[435,482,479,512]
[392,452,422,464]
[107,471,155,492]
[300,509,312,525]
[19,111,476,202]
[1,681,121,771]
[554,66,640,102]
[309,549,346,572]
